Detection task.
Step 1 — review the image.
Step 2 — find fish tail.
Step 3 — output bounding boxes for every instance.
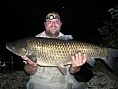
[87,58,96,67]
[104,48,118,70]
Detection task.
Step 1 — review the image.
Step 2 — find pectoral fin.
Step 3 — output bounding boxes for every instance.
[26,55,37,62]
[57,66,67,75]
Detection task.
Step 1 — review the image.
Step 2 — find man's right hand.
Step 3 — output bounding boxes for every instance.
[21,56,37,68]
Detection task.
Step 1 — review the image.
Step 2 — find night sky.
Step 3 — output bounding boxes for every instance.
[0,0,117,69]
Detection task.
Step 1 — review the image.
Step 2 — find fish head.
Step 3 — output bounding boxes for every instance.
[6,39,27,56]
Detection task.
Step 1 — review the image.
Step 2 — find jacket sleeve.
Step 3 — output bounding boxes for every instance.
[73,63,93,82]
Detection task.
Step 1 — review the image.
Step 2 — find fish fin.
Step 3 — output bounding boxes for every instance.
[103,48,118,70]
[58,35,73,40]
[87,58,96,67]
[57,66,67,75]
[26,55,37,62]
[104,56,115,70]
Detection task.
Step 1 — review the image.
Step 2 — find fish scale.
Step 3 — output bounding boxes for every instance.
[6,37,118,75]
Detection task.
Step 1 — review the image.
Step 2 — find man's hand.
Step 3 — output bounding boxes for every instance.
[70,52,88,73]
[21,56,38,74]
[21,56,37,68]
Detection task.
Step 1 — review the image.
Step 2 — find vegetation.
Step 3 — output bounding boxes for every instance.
[98,5,118,48]
[97,5,118,77]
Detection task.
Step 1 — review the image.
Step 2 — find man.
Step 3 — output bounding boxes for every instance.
[21,12,93,89]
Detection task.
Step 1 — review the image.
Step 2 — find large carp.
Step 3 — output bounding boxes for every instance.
[6,37,118,75]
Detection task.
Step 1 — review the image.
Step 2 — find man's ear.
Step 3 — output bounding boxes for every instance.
[44,22,46,26]
[61,22,62,26]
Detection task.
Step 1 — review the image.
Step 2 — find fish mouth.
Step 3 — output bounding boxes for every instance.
[6,43,12,50]
[6,43,21,56]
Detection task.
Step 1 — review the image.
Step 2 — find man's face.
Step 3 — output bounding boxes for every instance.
[44,19,62,37]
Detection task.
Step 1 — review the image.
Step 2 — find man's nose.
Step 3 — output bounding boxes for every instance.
[52,22,56,26]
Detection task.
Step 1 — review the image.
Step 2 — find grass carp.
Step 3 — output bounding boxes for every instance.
[6,37,118,75]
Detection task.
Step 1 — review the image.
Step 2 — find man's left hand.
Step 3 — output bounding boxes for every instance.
[70,52,88,73]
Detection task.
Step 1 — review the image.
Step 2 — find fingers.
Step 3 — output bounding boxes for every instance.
[78,52,88,63]
[21,56,29,61]
[83,53,88,63]
[71,56,76,64]
[71,52,88,67]
[21,56,37,67]
[78,52,83,64]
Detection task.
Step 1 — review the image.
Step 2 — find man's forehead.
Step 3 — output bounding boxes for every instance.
[46,19,60,21]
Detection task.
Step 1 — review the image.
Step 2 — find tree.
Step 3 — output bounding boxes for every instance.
[98,5,118,48]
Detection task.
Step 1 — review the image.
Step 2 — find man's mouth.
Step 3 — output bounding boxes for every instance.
[50,26,57,30]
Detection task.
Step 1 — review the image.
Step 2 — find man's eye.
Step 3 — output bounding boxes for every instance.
[47,21,51,23]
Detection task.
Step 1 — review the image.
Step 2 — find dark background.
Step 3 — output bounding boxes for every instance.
[0,0,117,70]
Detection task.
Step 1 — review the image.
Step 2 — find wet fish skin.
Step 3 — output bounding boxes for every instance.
[6,37,118,74]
